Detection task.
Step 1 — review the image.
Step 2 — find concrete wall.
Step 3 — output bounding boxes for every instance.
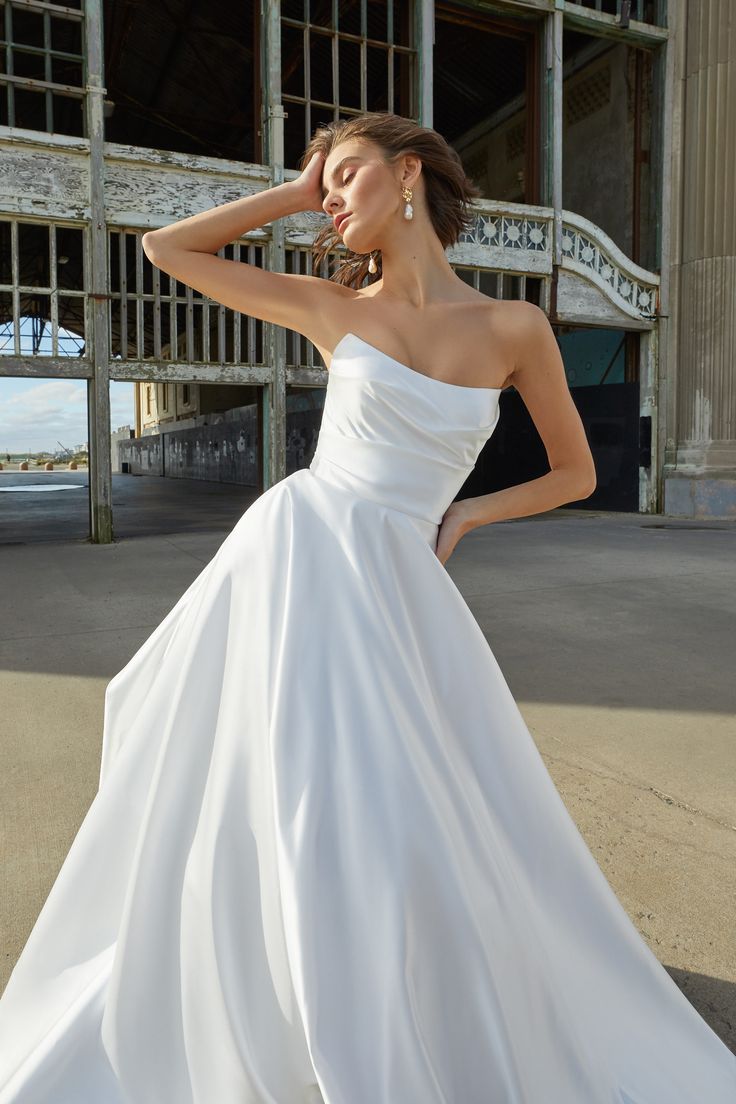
[664,476,736,521]
[118,394,325,484]
[111,426,134,473]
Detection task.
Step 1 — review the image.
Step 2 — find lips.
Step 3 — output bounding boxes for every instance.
[334,212,352,233]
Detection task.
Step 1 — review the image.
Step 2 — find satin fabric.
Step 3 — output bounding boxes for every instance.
[1,331,734,1103]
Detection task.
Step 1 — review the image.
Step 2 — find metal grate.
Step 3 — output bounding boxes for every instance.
[0,217,87,357]
[108,230,267,367]
[280,0,417,168]
[0,0,85,135]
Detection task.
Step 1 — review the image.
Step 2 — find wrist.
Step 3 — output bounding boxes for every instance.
[263,180,298,216]
[456,494,497,532]
[451,497,481,535]
[278,180,318,216]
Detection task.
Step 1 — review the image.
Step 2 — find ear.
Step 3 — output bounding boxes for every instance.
[400,153,422,190]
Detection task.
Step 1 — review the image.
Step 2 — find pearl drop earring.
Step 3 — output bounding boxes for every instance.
[368,252,378,274]
[401,186,413,220]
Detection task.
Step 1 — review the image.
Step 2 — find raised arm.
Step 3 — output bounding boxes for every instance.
[141,152,343,343]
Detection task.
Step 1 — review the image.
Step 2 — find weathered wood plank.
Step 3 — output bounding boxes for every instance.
[0,356,92,378]
[109,361,273,386]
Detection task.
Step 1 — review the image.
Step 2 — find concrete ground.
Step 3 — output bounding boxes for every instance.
[1,490,734,1055]
[0,468,260,543]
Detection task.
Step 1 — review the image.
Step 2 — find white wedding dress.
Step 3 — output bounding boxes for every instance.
[1,331,734,1104]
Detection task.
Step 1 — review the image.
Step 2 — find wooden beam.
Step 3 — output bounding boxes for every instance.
[0,357,93,378]
[109,361,273,385]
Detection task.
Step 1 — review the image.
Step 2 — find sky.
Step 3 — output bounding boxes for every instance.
[0,376,135,455]
[0,316,135,455]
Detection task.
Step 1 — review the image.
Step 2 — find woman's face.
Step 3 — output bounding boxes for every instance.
[320,140,402,254]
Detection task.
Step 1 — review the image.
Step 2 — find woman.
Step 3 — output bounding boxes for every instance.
[0,112,734,1103]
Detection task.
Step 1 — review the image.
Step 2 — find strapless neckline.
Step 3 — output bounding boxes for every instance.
[330,332,504,395]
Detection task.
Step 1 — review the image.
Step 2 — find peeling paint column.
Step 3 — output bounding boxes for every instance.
[539,3,562,321]
[536,8,561,323]
[664,0,736,518]
[643,13,676,515]
[260,0,287,490]
[638,325,659,512]
[548,6,563,286]
[84,0,113,541]
[415,0,434,126]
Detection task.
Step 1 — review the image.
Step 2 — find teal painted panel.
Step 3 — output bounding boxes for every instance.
[557,327,627,388]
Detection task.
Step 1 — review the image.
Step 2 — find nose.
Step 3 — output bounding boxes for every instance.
[322,191,339,215]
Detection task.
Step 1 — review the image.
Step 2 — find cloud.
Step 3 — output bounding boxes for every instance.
[0,380,134,453]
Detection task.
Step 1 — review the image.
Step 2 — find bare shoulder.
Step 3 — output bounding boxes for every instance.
[499,298,548,329]
[489,300,558,386]
[496,300,556,373]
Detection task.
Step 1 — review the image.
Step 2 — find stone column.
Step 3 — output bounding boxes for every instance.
[664,0,736,518]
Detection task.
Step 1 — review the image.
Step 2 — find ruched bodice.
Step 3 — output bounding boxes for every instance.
[309,332,502,526]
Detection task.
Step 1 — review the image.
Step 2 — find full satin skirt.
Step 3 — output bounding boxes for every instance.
[0,465,734,1104]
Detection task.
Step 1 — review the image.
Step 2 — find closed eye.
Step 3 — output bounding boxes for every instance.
[343,173,355,186]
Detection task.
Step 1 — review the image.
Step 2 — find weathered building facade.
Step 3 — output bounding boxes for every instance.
[1,0,732,541]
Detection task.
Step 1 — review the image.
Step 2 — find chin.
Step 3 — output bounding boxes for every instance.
[345,235,373,256]
[341,227,359,248]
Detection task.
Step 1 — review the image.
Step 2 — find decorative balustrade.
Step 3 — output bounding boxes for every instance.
[0,134,659,382]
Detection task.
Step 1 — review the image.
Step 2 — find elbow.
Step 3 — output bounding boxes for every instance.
[142,230,174,265]
[576,468,597,500]
[558,464,596,502]
[141,231,160,262]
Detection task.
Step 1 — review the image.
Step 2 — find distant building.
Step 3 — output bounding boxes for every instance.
[137,382,199,435]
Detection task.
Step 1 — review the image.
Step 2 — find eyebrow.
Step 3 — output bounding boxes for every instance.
[321,156,362,198]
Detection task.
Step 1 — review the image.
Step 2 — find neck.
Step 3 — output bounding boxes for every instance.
[376,221,463,308]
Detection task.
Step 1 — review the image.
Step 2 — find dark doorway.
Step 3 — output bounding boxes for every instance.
[459,325,641,512]
[434,3,542,205]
